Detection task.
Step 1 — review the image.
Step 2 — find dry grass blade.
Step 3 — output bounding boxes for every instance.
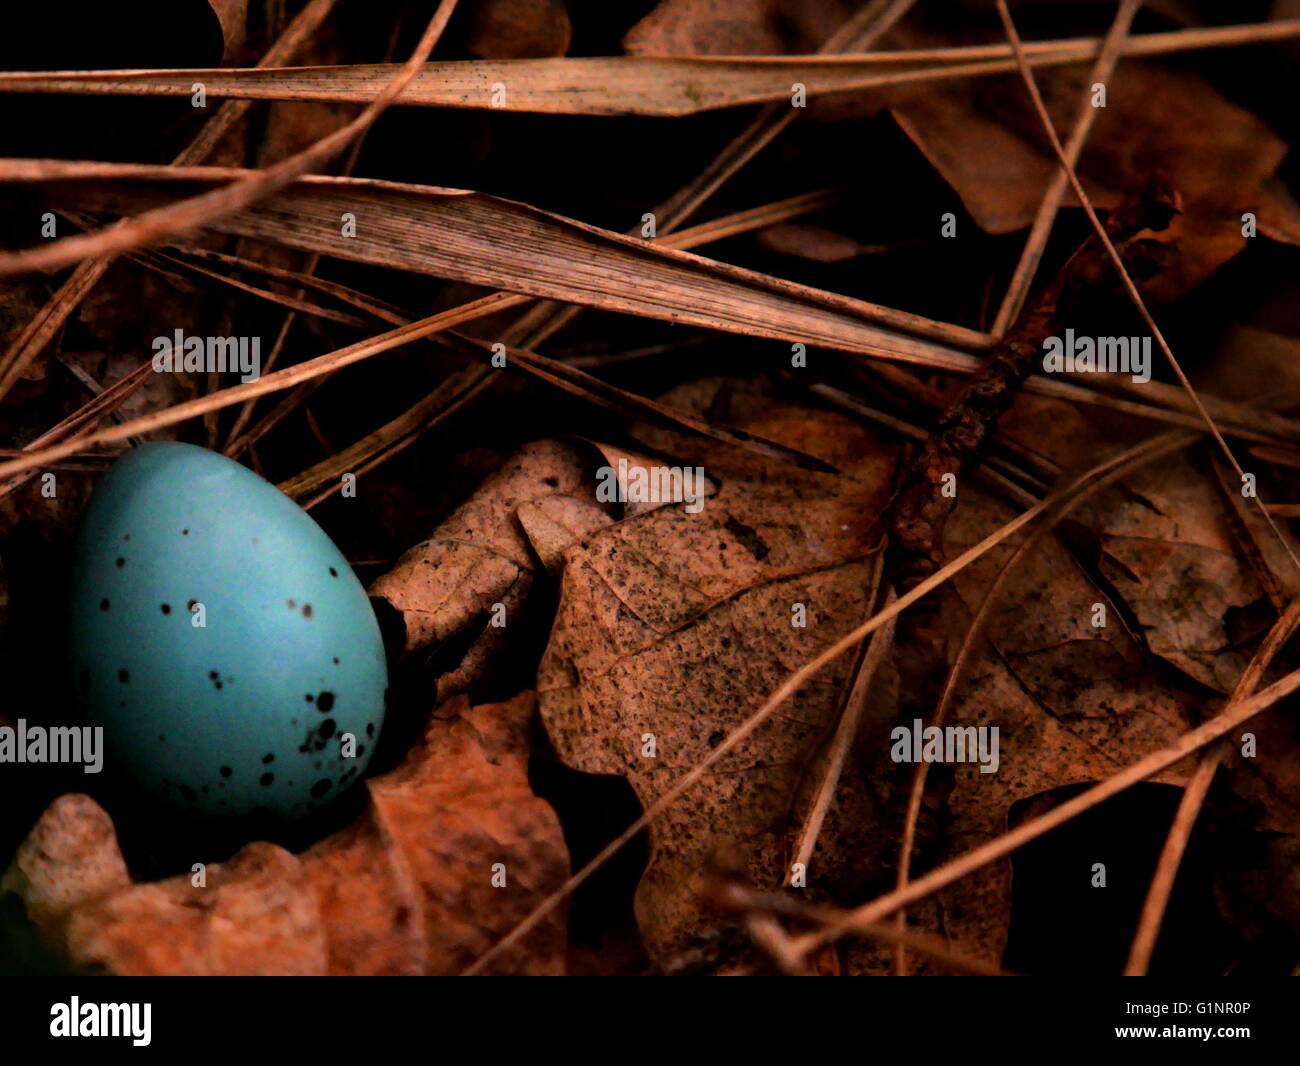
[4,20,1300,117]
[143,249,372,327]
[463,335,838,472]
[1,161,987,355]
[0,0,460,278]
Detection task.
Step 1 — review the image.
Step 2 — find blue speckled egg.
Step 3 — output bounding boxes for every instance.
[69,442,386,819]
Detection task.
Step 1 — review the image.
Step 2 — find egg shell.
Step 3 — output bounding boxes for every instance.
[70,442,387,820]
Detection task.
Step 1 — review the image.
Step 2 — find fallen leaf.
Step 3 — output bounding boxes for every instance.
[537,386,898,964]
[1069,451,1275,693]
[1,692,568,975]
[891,59,1287,298]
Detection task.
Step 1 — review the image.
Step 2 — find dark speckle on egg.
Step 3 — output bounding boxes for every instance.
[329,567,338,578]
[332,657,340,664]
[117,668,129,683]
[302,604,313,619]
[366,723,375,738]
[262,753,274,764]
[260,772,274,787]
[319,718,336,740]
[161,604,171,614]
[99,599,110,611]
[287,599,296,609]
[220,766,232,778]
[115,557,125,568]
[317,691,334,712]
[311,779,332,799]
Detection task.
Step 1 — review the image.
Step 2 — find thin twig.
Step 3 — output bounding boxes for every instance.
[791,561,895,876]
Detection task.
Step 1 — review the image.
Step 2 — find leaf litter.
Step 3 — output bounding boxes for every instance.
[3,0,1300,978]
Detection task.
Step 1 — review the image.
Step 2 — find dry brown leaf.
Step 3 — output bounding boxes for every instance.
[921,468,1207,964]
[369,437,720,701]
[875,389,1293,968]
[348,691,568,975]
[527,381,1243,969]
[537,385,899,964]
[891,59,1287,299]
[1068,452,1279,694]
[0,793,130,929]
[369,439,596,700]
[1,693,568,975]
